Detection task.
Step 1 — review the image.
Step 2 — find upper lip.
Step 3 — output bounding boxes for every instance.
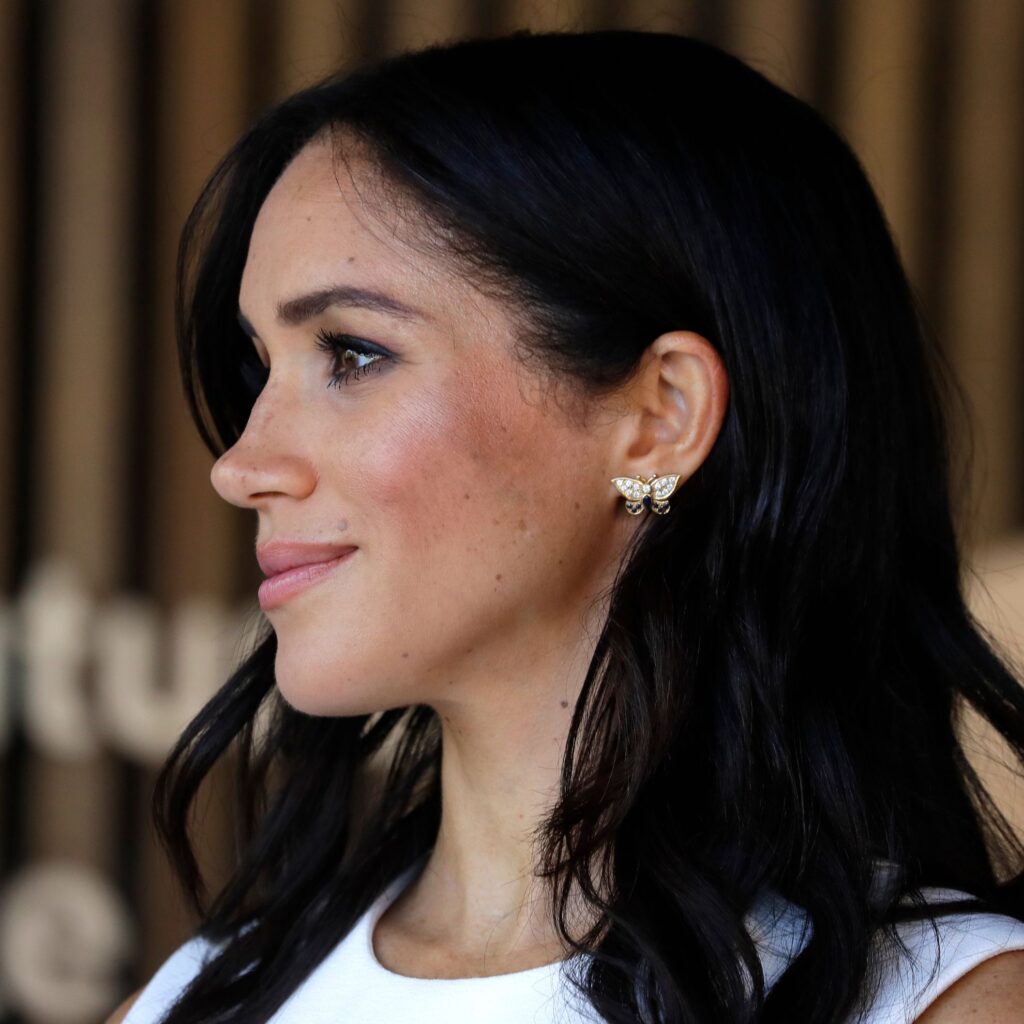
[256,541,358,578]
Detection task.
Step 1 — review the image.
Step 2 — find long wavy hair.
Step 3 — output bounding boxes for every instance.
[152,28,1024,1024]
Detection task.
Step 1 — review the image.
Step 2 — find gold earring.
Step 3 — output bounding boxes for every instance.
[610,472,681,515]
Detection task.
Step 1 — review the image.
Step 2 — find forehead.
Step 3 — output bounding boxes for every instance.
[240,136,463,315]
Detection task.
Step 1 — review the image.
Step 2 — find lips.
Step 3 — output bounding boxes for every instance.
[256,547,356,611]
[256,541,359,578]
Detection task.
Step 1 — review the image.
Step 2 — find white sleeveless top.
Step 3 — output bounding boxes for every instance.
[123,856,1024,1024]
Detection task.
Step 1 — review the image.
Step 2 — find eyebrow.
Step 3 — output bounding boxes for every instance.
[237,284,429,338]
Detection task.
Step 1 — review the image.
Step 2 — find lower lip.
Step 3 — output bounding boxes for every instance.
[258,550,357,611]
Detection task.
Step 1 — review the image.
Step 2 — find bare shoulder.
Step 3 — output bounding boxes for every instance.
[104,987,144,1024]
[913,949,1024,1022]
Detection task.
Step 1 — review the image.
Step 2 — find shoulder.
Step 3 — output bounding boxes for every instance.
[105,988,143,1024]
[107,933,222,1024]
[748,882,1024,1022]
[912,948,1024,1022]
[870,890,1024,1024]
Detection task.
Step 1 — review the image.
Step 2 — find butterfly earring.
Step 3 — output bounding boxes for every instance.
[610,472,681,515]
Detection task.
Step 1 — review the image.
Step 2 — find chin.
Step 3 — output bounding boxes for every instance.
[272,664,414,720]
[273,679,362,718]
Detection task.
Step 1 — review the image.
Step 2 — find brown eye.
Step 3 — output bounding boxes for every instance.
[313,329,392,388]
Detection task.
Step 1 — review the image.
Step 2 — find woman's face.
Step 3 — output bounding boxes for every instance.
[211,135,632,716]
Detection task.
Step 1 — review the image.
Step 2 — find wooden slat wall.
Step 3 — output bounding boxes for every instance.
[835,0,929,286]
[944,1,1024,544]
[0,2,1022,1021]
[730,0,813,102]
[274,0,363,96]
[135,0,254,984]
[0,0,16,598]
[0,0,17,899]
[24,0,132,864]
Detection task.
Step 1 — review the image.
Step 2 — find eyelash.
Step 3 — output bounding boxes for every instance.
[313,328,391,388]
[239,330,392,397]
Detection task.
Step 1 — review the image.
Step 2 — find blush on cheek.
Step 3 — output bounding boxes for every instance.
[363,389,479,538]
[453,361,549,466]
[369,363,552,544]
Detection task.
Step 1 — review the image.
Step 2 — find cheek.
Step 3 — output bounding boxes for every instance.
[365,371,547,544]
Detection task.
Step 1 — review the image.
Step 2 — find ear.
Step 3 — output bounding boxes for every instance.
[606,330,729,493]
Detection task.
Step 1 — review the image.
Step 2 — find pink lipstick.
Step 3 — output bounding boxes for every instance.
[258,548,358,610]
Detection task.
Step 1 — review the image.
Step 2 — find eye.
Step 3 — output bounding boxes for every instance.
[313,328,392,388]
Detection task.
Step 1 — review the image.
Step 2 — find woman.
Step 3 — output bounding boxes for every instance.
[110,28,1024,1024]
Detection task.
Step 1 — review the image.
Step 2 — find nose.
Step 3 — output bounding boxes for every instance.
[209,403,318,510]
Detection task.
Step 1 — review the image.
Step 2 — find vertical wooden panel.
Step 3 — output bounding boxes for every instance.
[611,0,698,33]
[136,0,252,979]
[0,0,17,594]
[385,0,473,53]
[273,0,364,98]
[33,0,132,595]
[912,0,957,344]
[965,534,1024,847]
[805,0,843,120]
[497,0,595,32]
[943,0,1024,544]
[951,0,1024,844]
[23,0,133,879]
[148,0,250,608]
[832,0,930,301]
[729,0,820,109]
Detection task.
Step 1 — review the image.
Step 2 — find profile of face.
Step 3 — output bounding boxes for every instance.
[210,134,640,717]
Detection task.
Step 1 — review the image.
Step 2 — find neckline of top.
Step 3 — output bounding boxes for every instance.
[357,854,961,985]
[361,853,576,984]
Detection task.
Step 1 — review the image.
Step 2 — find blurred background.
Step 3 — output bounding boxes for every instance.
[0,1,1023,1021]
